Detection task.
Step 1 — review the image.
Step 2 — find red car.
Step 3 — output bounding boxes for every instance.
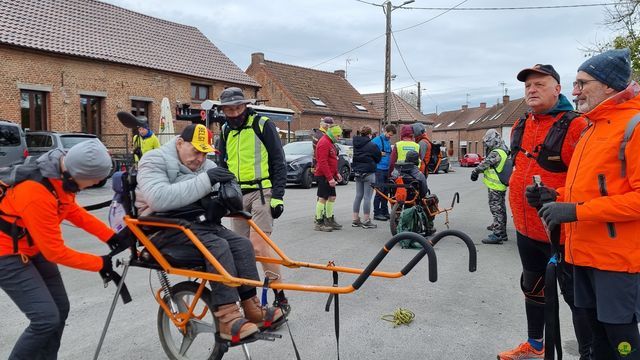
[459,153,482,167]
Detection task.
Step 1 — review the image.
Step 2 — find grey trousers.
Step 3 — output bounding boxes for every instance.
[154,223,260,305]
[488,188,507,237]
[0,254,70,360]
[353,173,375,215]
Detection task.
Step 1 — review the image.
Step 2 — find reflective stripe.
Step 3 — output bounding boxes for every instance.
[482,148,507,191]
[395,141,420,164]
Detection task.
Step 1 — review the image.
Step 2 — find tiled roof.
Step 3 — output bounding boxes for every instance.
[0,0,259,86]
[467,98,529,130]
[253,60,380,120]
[432,106,491,132]
[362,93,434,125]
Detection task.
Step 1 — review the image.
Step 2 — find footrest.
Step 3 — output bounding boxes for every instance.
[254,332,282,342]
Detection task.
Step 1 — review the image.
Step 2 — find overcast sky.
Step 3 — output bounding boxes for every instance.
[103,0,619,114]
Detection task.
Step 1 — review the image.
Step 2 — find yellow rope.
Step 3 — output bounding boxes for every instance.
[381,308,415,327]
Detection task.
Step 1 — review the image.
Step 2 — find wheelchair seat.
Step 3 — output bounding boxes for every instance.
[138,246,206,270]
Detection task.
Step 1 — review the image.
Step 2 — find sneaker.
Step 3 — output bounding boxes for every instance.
[325,216,343,230]
[486,224,496,231]
[482,234,506,245]
[374,214,388,221]
[361,219,377,229]
[497,341,544,360]
[352,218,363,227]
[314,218,333,232]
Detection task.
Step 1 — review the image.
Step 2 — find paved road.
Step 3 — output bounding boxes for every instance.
[0,166,583,360]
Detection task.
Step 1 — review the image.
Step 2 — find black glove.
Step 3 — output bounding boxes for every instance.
[525,185,558,209]
[99,255,113,282]
[538,202,577,229]
[107,228,134,255]
[206,167,235,186]
[270,198,284,219]
[470,170,479,182]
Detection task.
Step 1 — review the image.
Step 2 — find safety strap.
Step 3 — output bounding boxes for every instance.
[619,113,640,177]
[324,270,340,360]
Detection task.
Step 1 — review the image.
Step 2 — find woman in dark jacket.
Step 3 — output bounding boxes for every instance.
[351,126,382,228]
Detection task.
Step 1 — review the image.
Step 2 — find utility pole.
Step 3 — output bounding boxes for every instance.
[416,81,422,113]
[383,0,392,127]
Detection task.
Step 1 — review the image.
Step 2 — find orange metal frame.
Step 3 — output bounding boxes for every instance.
[126,216,410,296]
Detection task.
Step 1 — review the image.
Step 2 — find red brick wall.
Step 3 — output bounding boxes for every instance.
[432,129,462,161]
[0,46,254,141]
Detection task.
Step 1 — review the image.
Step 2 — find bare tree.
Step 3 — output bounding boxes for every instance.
[396,89,418,110]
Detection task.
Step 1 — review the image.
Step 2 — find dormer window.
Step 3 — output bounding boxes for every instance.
[352,102,367,111]
[309,97,327,107]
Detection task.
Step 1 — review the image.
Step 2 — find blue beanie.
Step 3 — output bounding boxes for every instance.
[578,48,631,91]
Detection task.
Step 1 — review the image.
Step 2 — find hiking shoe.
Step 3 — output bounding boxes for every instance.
[482,234,506,245]
[374,214,388,221]
[497,341,544,360]
[486,224,496,231]
[325,216,343,230]
[214,303,259,342]
[241,296,283,330]
[352,218,363,227]
[273,291,291,316]
[361,219,377,229]
[314,218,333,232]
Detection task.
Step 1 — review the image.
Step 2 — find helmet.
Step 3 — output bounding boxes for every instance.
[405,150,420,166]
[411,123,426,137]
[483,129,502,149]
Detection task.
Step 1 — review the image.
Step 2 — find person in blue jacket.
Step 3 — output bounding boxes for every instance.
[371,124,396,221]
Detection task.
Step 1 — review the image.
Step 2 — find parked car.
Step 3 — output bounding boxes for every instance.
[459,153,483,167]
[26,131,114,187]
[283,141,351,188]
[0,120,28,167]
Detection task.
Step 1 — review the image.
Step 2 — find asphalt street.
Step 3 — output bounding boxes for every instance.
[0,166,583,360]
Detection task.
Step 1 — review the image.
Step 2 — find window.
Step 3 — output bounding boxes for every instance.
[131,100,150,119]
[20,90,47,130]
[447,121,456,127]
[80,95,102,135]
[191,84,209,101]
[309,97,327,107]
[434,123,442,129]
[352,102,367,111]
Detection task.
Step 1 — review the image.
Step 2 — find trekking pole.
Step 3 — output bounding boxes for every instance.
[93,259,130,360]
[532,176,562,360]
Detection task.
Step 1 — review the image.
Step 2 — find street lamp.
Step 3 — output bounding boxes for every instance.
[383,0,414,127]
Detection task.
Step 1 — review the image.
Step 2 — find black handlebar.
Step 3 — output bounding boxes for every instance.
[450,192,460,208]
[352,232,437,290]
[428,229,477,273]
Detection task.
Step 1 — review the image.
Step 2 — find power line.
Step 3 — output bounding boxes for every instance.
[395,0,469,33]
[311,34,384,68]
[403,2,629,11]
[391,32,417,83]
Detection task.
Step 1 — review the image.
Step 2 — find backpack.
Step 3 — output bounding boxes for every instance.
[490,148,513,187]
[0,163,57,253]
[427,142,442,173]
[397,206,428,249]
[221,111,267,148]
[510,111,579,173]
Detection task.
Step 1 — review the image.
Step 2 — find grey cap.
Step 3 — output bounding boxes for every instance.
[411,123,425,137]
[578,48,631,91]
[219,87,254,106]
[63,139,112,180]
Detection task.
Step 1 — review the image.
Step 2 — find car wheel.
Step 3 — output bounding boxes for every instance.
[301,167,313,189]
[338,166,350,185]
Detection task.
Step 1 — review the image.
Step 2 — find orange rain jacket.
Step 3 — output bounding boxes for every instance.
[415,133,433,175]
[508,95,588,243]
[561,83,640,273]
[0,178,114,271]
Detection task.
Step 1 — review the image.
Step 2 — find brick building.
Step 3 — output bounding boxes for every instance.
[245,52,380,139]
[431,103,490,160]
[0,0,259,150]
[362,92,434,140]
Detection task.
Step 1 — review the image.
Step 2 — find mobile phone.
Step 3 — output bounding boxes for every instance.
[532,175,543,187]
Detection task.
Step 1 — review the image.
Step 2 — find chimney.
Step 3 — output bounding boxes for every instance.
[251,52,265,66]
[480,102,487,109]
[461,104,468,110]
[334,70,346,79]
[503,95,510,104]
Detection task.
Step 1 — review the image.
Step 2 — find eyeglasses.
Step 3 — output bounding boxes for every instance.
[573,79,598,90]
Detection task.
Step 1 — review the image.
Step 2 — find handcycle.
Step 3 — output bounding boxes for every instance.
[372,179,460,237]
[92,112,478,360]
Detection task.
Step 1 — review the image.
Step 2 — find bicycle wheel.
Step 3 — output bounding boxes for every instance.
[389,202,404,236]
[158,281,222,360]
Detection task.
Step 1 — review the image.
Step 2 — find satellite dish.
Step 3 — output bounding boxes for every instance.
[117,111,147,129]
[201,99,215,111]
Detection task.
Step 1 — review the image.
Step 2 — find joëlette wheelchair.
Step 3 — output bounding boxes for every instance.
[372,176,460,237]
[92,113,477,360]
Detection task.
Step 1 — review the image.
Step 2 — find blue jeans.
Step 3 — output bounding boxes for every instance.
[0,254,70,360]
[373,170,390,217]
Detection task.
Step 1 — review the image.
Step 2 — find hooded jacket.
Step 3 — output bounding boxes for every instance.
[508,94,588,243]
[314,134,338,181]
[136,137,216,216]
[561,83,640,272]
[352,135,381,174]
[371,134,392,171]
[0,150,115,271]
[415,133,433,175]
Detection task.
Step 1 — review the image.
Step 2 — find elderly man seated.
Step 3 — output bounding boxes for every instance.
[135,123,283,342]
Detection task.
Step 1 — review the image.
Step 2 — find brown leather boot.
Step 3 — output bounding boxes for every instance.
[241,296,284,329]
[214,303,258,342]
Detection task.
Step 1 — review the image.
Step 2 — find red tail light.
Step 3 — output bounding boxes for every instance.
[23,148,29,158]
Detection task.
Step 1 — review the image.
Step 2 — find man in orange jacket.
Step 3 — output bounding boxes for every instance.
[499,64,592,360]
[531,48,640,359]
[0,139,132,360]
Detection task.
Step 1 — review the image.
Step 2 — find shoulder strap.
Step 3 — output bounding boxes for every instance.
[620,113,640,177]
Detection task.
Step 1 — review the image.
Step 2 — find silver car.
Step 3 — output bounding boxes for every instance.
[0,120,28,167]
